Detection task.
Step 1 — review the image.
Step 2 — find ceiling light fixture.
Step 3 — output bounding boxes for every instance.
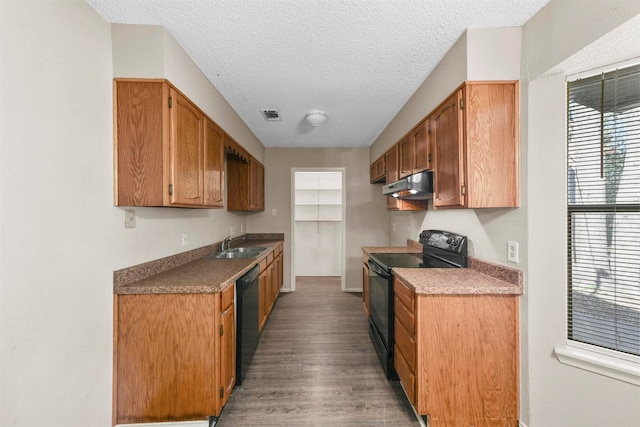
[305,110,327,127]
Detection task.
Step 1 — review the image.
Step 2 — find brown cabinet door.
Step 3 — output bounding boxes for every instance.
[249,159,265,211]
[258,268,268,332]
[369,156,386,183]
[412,120,431,173]
[432,89,465,208]
[169,89,204,206]
[219,291,236,408]
[114,294,217,424]
[385,145,401,210]
[114,80,165,207]
[203,119,224,207]
[363,261,370,315]
[398,136,414,178]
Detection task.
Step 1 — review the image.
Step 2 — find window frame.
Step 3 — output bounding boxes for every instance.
[554,60,640,385]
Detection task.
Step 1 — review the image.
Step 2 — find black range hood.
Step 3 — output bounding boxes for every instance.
[382,170,433,200]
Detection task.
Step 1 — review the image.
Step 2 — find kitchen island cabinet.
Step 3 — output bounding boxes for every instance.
[114,79,224,208]
[113,284,235,424]
[394,275,519,427]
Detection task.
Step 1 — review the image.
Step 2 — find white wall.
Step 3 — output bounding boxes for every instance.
[0,2,263,426]
[522,1,640,426]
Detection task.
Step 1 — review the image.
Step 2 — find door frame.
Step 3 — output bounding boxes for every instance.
[290,167,346,292]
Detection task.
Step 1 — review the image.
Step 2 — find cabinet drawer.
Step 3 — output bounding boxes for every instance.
[394,317,415,371]
[259,258,267,272]
[221,285,234,311]
[395,296,415,337]
[394,277,414,312]
[394,344,416,405]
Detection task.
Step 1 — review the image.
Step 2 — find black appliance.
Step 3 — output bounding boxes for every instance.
[367,230,468,379]
[236,265,260,385]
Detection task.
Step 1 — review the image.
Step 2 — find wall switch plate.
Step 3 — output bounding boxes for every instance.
[230,226,235,234]
[507,241,519,263]
[181,233,188,246]
[272,209,276,216]
[124,209,136,229]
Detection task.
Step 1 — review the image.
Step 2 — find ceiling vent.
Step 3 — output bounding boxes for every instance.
[261,109,281,121]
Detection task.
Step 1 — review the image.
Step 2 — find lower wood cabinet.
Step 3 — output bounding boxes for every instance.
[362,254,370,315]
[394,277,519,427]
[259,243,283,332]
[113,285,235,424]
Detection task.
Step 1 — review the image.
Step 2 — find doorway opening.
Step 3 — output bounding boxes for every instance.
[290,169,346,292]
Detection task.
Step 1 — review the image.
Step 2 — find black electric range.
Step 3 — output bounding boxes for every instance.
[367,230,468,379]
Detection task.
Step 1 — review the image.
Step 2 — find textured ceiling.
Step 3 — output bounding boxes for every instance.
[87,0,549,148]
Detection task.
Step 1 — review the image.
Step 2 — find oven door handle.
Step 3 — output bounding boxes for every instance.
[368,259,390,279]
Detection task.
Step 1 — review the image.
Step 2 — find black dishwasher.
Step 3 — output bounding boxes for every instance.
[236,265,260,385]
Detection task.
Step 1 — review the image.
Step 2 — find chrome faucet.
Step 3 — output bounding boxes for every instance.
[222,235,232,251]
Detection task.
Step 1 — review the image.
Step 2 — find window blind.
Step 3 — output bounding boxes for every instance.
[567,64,640,357]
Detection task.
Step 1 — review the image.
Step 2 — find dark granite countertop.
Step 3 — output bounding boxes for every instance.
[114,234,284,295]
[362,241,523,295]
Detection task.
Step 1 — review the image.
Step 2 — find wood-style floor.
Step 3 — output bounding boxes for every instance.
[217,276,420,427]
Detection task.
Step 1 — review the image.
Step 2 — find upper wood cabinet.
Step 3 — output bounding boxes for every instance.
[430,90,465,208]
[385,145,427,211]
[412,120,431,173]
[398,120,431,179]
[370,80,518,211]
[114,79,224,208]
[226,154,265,211]
[398,136,413,178]
[370,155,386,183]
[203,118,224,207]
[249,158,265,211]
[431,82,519,209]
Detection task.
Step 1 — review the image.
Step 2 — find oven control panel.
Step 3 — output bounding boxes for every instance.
[419,230,467,254]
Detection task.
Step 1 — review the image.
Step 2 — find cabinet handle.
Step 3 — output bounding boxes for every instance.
[168,184,173,195]
[219,387,224,398]
[219,324,223,336]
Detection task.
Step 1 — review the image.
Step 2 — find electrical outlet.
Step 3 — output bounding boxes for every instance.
[507,241,519,263]
[181,233,188,246]
[230,226,235,234]
[240,224,244,233]
[392,223,396,232]
[272,209,276,216]
[124,209,136,229]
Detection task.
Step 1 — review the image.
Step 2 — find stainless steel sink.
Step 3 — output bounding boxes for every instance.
[228,247,267,254]
[211,247,267,259]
